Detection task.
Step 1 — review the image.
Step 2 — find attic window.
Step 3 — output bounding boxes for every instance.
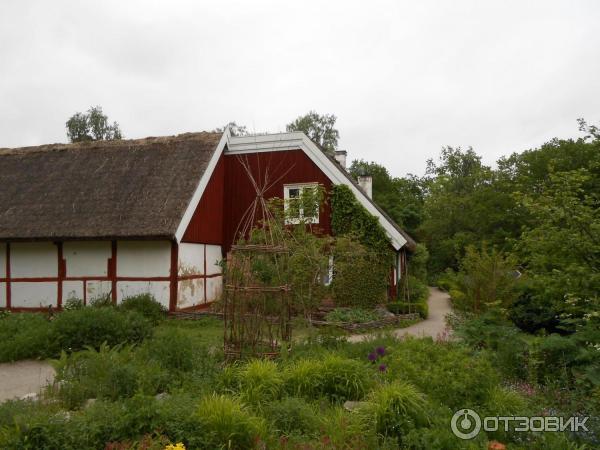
[283,183,320,224]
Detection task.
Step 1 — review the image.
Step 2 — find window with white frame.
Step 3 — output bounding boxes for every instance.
[283,183,320,224]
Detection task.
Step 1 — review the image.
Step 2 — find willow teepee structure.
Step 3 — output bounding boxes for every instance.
[223,156,292,359]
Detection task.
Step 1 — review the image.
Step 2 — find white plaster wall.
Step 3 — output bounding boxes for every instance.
[178,278,204,309]
[0,282,5,308]
[206,245,223,276]
[87,280,112,302]
[206,276,223,302]
[0,243,6,276]
[12,282,57,307]
[63,281,83,302]
[117,281,169,308]
[178,243,204,276]
[11,242,57,278]
[117,241,171,277]
[64,241,111,277]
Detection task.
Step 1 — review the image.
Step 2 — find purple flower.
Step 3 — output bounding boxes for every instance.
[378,364,387,372]
[368,352,377,362]
[375,346,386,356]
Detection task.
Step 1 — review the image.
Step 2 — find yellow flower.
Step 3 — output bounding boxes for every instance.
[165,443,186,450]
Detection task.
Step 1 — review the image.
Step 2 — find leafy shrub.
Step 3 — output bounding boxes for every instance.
[403,275,429,303]
[118,294,167,324]
[331,235,389,308]
[508,286,561,333]
[358,381,430,441]
[387,301,428,319]
[0,313,53,362]
[51,343,168,408]
[141,327,194,372]
[325,308,381,323]
[262,397,320,437]
[196,394,268,449]
[50,307,152,353]
[382,338,499,409]
[445,246,519,313]
[453,309,529,379]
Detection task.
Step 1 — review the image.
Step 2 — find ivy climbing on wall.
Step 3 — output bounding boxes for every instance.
[330,184,393,306]
[330,184,391,255]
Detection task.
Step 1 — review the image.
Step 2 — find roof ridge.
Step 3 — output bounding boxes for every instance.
[0,131,221,156]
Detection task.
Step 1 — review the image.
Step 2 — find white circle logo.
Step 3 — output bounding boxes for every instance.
[451,409,481,440]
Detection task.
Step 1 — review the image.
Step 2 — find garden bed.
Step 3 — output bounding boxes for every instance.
[310,312,421,332]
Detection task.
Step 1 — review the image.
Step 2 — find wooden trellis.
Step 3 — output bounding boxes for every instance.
[223,156,292,359]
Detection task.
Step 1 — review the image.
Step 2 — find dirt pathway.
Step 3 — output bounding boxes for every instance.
[348,287,452,343]
[0,360,55,403]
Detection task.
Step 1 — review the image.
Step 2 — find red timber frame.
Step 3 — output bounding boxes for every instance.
[1,239,222,312]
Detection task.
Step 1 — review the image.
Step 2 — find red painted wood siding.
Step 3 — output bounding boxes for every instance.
[222,150,333,252]
[182,155,225,244]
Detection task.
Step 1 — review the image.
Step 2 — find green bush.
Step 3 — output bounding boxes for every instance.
[0,313,53,362]
[358,381,430,442]
[51,343,168,408]
[50,307,152,353]
[118,293,167,324]
[404,275,429,303]
[141,327,194,372]
[196,394,268,449]
[387,301,428,319]
[382,338,500,409]
[262,397,320,437]
[331,235,389,308]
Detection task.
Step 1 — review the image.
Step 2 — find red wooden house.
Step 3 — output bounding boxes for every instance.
[0,130,415,312]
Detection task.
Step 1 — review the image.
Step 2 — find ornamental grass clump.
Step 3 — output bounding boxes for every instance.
[196,394,268,449]
[284,355,373,403]
[358,381,430,442]
[262,397,320,437]
[236,359,284,406]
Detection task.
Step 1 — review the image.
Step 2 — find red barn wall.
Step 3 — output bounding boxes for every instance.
[182,155,225,244]
[222,149,333,253]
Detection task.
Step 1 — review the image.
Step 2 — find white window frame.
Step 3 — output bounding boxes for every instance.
[283,183,320,225]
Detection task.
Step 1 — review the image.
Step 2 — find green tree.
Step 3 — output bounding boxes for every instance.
[213,121,248,136]
[515,169,600,330]
[349,160,425,236]
[420,147,520,275]
[286,111,339,154]
[66,106,122,143]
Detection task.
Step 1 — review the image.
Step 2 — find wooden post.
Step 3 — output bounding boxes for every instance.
[169,240,179,312]
[5,243,10,310]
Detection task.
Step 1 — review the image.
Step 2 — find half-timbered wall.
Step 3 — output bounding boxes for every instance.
[177,242,222,309]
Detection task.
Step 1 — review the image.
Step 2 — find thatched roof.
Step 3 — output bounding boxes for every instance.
[0,132,222,241]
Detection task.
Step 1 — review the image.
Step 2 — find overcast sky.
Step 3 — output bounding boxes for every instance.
[1,1,599,176]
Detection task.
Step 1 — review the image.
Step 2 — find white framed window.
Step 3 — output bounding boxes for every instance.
[283,183,320,224]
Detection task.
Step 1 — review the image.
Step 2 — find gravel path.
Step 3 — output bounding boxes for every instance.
[348,287,452,343]
[0,360,55,403]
